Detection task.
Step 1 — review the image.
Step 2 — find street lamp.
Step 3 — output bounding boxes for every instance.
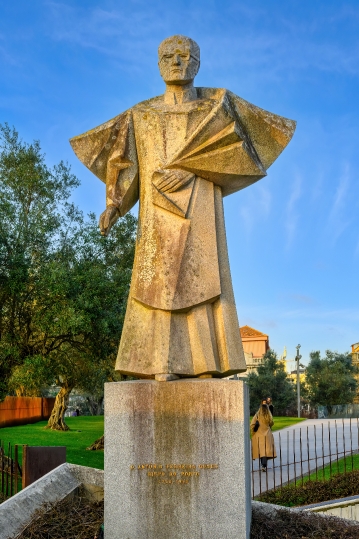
[296,344,302,418]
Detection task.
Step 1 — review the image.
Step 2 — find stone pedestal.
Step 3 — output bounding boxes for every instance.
[105,379,251,539]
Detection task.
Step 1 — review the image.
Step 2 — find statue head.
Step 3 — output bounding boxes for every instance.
[158,35,200,85]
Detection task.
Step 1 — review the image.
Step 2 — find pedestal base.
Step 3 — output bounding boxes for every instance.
[105,379,251,539]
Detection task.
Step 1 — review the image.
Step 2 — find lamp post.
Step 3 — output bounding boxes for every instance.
[296,344,302,418]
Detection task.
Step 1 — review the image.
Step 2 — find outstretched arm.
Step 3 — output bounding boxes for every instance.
[70,109,139,236]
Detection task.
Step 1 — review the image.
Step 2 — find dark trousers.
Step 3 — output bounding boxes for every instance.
[260,457,268,468]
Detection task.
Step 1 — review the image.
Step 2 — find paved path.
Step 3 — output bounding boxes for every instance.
[251,418,359,497]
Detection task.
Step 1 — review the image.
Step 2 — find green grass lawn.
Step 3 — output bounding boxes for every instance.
[258,439,359,506]
[0,416,104,470]
[249,416,306,433]
[303,453,359,483]
[0,415,305,473]
[271,417,306,432]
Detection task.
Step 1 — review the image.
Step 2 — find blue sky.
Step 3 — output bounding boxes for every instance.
[1,1,358,365]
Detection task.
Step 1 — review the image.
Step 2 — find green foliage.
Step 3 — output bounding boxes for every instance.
[0,124,137,404]
[246,349,296,415]
[0,123,79,399]
[251,506,359,539]
[305,350,357,407]
[257,469,359,508]
[15,495,359,539]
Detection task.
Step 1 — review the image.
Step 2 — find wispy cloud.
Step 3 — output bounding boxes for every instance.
[43,1,359,84]
[327,163,352,244]
[241,304,359,326]
[238,303,359,361]
[285,174,302,249]
[201,15,359,82]
[310,169,324,204]
[0,34,20,66]
[257,183,272,217]
[279,307,359,323]
[239,204,254,237]
[287,294,315,305]
[330,164,350,217]
[45,2,168,63]
[238,182,271,239]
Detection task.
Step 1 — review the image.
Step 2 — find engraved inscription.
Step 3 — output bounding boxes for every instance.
[129,463,219,485]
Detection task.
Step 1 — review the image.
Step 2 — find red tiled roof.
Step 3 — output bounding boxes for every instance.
[240,325,268,338]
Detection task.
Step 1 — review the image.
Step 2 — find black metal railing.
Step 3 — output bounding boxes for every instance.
[251,418,359,498]
[0,440,22,501]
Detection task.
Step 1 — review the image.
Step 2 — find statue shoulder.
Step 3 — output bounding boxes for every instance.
[69,95,162,180]
[226,90,296,170]
[69,108,134,177]
[195,87,227,101]
[69,107,138,183]
[132,95,163,111]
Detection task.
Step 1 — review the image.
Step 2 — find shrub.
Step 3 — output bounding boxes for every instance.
[258,469,359,507]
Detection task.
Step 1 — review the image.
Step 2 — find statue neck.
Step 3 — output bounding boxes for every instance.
[164,83,197,105]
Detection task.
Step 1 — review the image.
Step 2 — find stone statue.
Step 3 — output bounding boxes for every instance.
[70,35,295,381]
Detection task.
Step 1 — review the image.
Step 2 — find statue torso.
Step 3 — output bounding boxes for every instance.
[131,94,222,312]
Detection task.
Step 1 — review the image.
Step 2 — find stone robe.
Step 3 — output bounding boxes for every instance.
[70,88,295,378]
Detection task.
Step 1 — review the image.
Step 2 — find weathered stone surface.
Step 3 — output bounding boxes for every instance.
[252,500,359,526]
[70,35,296,380]
[104,379,251,539]
[0,463,104,539]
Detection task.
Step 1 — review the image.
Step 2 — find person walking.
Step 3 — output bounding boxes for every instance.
[251,399,277,472]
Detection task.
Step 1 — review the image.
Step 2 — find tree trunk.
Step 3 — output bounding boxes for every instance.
[86,395,104,416]
[86,435,104,451]
[45,385,72,431]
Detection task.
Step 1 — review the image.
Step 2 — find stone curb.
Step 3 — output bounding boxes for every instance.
[0,463,103,539]
[1,464,358,539]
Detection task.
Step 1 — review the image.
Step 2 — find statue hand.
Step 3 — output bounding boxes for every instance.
[99,205,120,236]
[153,169,194,194]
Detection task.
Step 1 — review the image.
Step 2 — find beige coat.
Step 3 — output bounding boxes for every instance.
[251,413,277,460]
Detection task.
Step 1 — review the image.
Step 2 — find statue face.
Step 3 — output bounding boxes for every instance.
[158,38,200,85]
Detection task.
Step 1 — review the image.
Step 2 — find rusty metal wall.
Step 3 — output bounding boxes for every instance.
[0,397,56,428]
[22,446,66,488]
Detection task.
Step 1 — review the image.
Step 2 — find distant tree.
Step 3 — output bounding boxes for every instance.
[246,349,296,415]
[305,350,357,409]
[8,212,136,429]
[80,361,127,417]
[0,124,136,427]
[0,123,80,401]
